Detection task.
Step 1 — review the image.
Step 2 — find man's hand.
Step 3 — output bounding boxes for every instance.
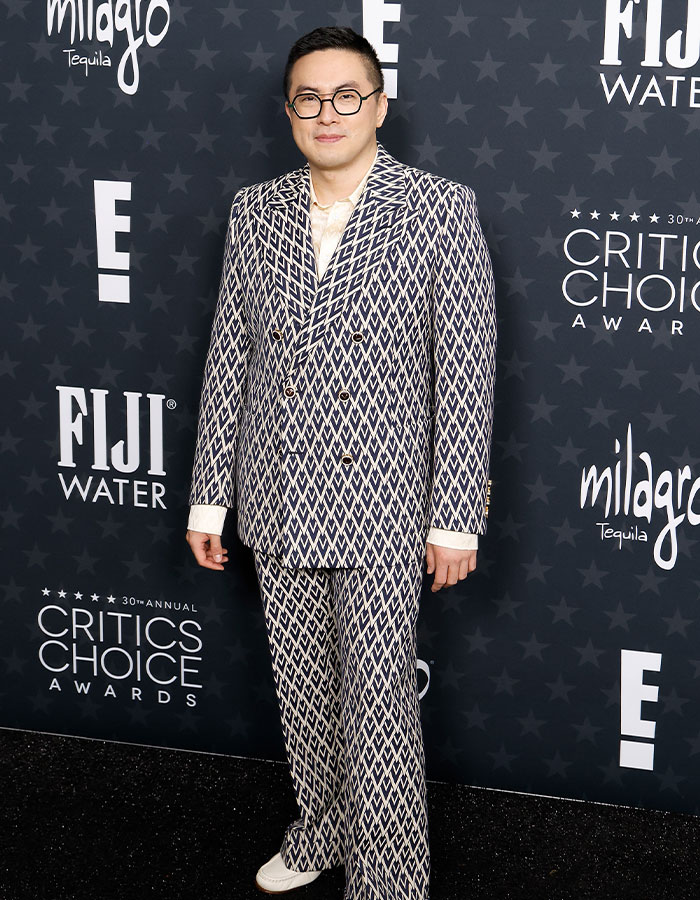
[425,542,477,592]
[186,530,229,571]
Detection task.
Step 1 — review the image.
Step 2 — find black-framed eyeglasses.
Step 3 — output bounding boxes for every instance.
[287,87,382,119]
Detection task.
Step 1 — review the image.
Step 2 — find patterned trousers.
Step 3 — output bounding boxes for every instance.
[253,549,431,900]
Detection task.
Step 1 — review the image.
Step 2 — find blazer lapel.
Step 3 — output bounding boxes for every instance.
[314,141,406,292]
[264,166,318,326]
[264,142,408,380]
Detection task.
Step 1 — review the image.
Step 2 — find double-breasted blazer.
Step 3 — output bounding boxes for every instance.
[189,141,496,569]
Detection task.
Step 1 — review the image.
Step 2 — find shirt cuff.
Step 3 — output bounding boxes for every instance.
[188,505,227,535]
[427,526,478,550]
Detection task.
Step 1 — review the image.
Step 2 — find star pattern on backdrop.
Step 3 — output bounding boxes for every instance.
[0,1,698,817]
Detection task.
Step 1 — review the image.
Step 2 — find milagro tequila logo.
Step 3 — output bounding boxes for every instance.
[57,385,169,509]
[599,0,700,108]
[580,423,700,569]
[46,0,171,95]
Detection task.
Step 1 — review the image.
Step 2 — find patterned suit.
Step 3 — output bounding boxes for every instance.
[189,141,496,899]
[190,141,495,567]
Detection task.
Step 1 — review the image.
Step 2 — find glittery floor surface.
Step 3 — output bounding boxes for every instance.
[2,728,698,900]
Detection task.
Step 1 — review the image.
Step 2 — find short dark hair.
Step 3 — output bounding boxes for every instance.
[283,26,384,100]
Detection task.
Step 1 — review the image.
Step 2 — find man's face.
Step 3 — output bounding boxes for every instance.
[284,48,387,170]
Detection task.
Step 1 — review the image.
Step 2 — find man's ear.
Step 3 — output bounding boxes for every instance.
[376,94,388,129]
[284,100,292,124]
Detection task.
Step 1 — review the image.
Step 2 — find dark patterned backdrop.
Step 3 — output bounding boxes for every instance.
[1,0,699,816]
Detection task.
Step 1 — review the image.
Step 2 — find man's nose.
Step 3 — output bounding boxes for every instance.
[317,98,339,125]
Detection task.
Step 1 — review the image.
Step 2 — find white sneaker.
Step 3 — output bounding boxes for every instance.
[255,851,322,893]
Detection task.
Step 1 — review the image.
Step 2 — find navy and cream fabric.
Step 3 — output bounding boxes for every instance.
[189,141,496,898]
[253,547,430,900]
[189,141,496,568]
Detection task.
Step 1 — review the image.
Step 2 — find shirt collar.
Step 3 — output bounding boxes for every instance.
[309,143,379,210]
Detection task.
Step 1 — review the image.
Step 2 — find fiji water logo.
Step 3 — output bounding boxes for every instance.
[599,1,700,108]
[601,0,700,68]
[56,385,171,509]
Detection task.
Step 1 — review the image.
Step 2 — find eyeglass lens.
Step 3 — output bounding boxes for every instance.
[293,90,362,117]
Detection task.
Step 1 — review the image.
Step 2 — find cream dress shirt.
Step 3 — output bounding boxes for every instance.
[189,145,478,551]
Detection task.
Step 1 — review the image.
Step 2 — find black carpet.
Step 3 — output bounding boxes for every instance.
[2,728,698,900]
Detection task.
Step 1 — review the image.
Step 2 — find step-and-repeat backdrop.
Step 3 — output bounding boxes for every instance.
[1,2,698,816]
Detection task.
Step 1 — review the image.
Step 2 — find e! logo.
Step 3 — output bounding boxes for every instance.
[94,180,132,304]
[619,648,662,770]
[362,0,401,99]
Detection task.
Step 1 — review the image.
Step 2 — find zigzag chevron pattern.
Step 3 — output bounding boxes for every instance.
[189,142,496,568]
[253,549,430,900]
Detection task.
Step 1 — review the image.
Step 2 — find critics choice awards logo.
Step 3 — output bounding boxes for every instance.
[562,216,700,337]
[38,588,202,707]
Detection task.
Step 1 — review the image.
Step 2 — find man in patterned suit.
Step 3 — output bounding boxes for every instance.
[186,26,495,900]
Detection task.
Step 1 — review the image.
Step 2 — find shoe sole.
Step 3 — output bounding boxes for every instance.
[255,881,316,894]
[255,872,321,894]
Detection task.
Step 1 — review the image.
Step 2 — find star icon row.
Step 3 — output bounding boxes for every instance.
[570,210,660,222]
[41,587,115,602]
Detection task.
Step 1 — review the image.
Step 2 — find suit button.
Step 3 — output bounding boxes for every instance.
[350,331,363,343]
[284,386,296,397]
[341,453,353,466]
[272,329,283,341]
[338,389,350,401]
